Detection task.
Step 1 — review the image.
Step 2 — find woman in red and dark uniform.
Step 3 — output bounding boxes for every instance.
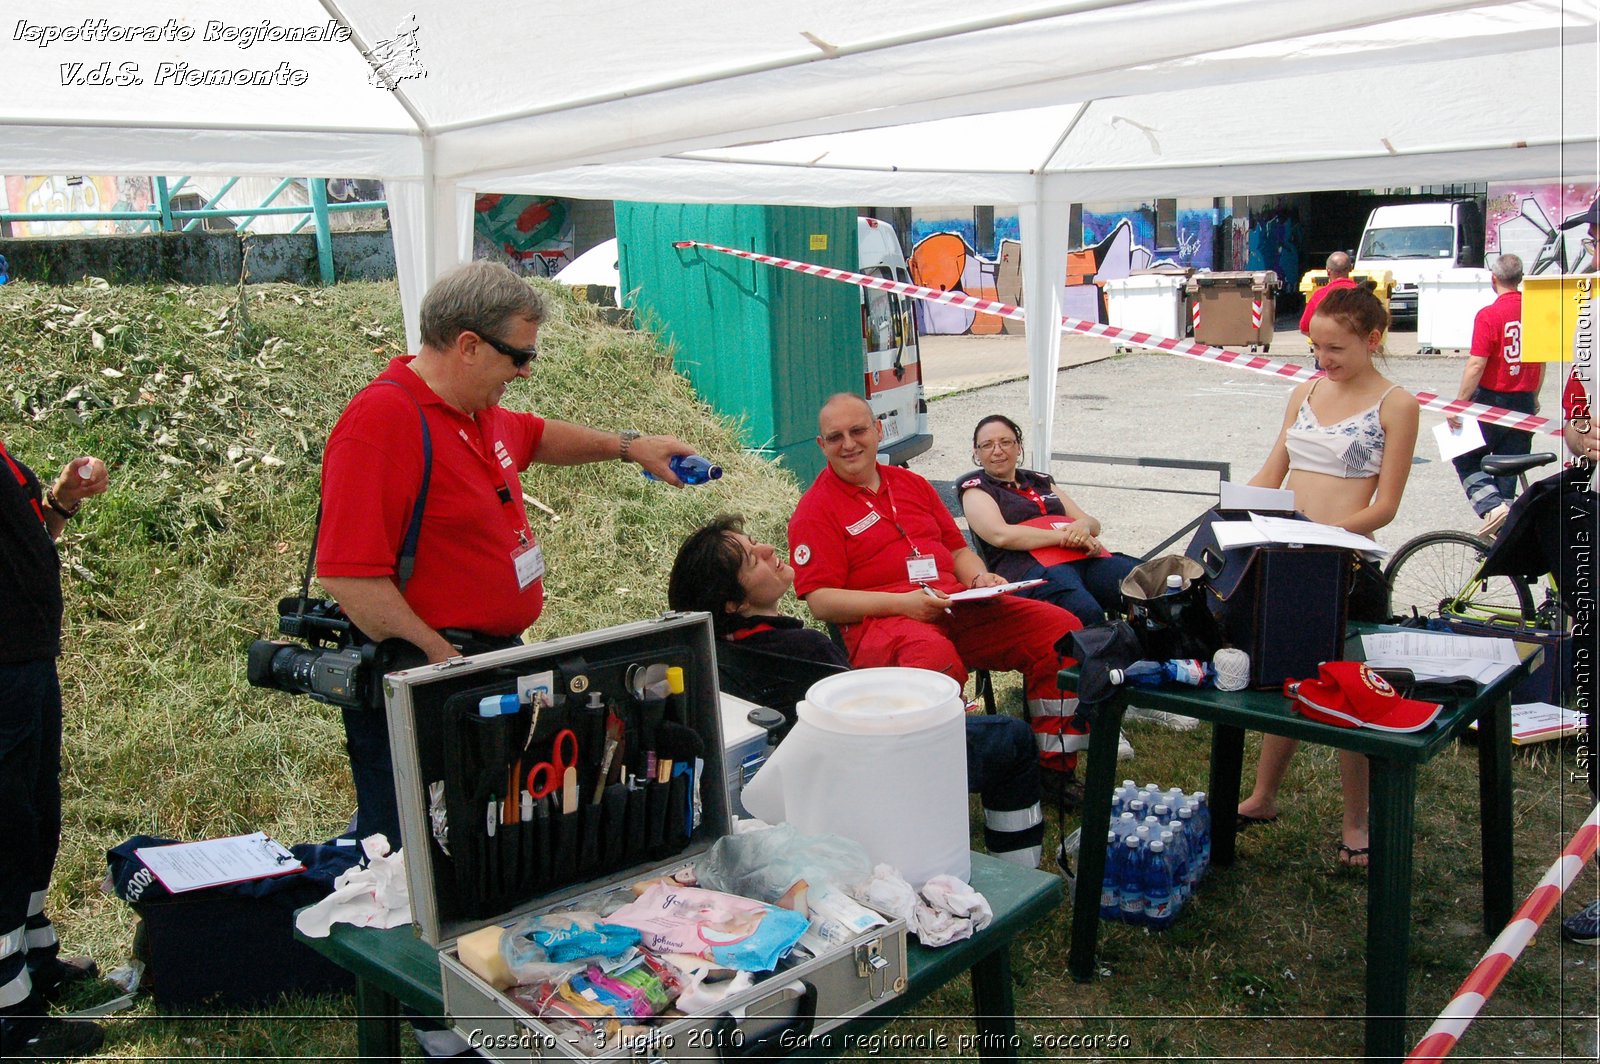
[959,414,1139,626]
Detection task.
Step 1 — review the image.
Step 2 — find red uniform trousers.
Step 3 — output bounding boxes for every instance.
[841,594,1088,772]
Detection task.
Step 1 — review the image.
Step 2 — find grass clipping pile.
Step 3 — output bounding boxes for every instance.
[0,276,799,991]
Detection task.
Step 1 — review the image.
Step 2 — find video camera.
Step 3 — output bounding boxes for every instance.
[246,597,421,710]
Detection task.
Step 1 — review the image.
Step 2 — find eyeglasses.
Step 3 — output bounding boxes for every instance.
[466,326,538,368]
[975,437,1020,453]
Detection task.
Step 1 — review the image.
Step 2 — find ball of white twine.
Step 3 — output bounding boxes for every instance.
[1213,648,1251,692]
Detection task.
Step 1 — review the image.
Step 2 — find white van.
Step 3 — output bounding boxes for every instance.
[1354,201,1485,320]
[857,216,931,465]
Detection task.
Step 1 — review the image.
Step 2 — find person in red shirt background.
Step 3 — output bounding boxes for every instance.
[1299,250,1358,335]
[1447,253,1541,530]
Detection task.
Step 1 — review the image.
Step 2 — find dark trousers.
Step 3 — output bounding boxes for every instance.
[1015,554,1141,626]
[1452,387,1539,517]
[340,704,403,848]
[966,714,1044,859]
[0,659,63,1030]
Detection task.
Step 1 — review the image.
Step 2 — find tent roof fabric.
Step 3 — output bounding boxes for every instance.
[4,0,1595,472]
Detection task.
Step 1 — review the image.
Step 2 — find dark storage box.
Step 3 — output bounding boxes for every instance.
[134,889,356,1009]
[1187,509,1352,688]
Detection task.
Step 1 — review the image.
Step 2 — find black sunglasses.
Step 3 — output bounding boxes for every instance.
[465,326,538,368]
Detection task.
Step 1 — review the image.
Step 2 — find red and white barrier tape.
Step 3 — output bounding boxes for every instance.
[673,241,1555,434]
[1405,802,1600,1063]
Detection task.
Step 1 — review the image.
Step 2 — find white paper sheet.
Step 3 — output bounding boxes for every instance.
[1360,630,1521,684]
[1433,417,1486,461]
[135,832,304,894]
[1246,513,1388,555]
[1219,481,1297,512]
[949,578,1047,602]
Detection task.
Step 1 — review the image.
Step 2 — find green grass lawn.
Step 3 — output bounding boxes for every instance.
[3,276,1595,1060]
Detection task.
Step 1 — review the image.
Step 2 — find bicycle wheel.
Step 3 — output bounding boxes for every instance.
[1384,530,1535,623]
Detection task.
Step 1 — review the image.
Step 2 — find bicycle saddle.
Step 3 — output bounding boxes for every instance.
[1480,452,1556,477]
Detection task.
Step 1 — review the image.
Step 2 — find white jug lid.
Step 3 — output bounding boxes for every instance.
[797,667,963,735]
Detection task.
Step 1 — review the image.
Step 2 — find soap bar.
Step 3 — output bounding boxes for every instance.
[457,925,514,990]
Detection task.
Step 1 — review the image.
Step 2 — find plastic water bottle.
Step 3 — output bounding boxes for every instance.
[1099,831,1122,921]
[1118,836,1146,927]
[1165,573,1184,595]
[1111,659,1216,687]
[1164,822,1193,904]
[642,454,722,485]
[1112,812,1139,846]
[1191,791,1213,877]
[1126,798,1147,822]
[1152,802,1172,822]
[1175,808,1200,893]
[1143,840,1177,929]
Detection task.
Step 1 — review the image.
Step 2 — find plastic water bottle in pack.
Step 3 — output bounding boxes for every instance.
[1174,810,1200,894]
[1118,835,1146,926]
[1164,823,1193,905]
[1112,811,1139,842]
[1099,831,1121,921]
[1112,659,1217,687]
[1191,791,1213,877]
[1143,840,1177,929]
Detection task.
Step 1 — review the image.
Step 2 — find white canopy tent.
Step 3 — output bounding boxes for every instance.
[3,0,1596,460]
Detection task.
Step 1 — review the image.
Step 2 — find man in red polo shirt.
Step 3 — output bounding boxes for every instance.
[1446,253,1541,530]
[316,261,694,844]
[1300,250,1358,335]
[787,394,1089,791]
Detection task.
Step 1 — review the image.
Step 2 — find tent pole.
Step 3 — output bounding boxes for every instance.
[1018,196,1071,477]
[310,178,335,285]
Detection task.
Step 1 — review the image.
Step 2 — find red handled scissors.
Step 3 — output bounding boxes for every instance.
[526,728,578,801]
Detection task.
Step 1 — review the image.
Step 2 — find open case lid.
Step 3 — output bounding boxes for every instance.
[383,612,728,947]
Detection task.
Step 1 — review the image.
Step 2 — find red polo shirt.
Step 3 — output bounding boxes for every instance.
[788,462,968,598]
[317,357,546,637]
[1472,291,1540,392]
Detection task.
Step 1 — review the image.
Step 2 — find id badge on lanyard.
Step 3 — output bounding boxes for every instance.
[512,536,544,590]
[905,551,938,583]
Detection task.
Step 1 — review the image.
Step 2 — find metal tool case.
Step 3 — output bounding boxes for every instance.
[384,613,907,1061]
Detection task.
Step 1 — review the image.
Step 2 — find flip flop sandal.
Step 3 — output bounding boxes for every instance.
[1235,813,1280,832]
[1337,842,1371,868]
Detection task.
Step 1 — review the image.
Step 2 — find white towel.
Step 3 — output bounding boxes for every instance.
[293,835,412,938]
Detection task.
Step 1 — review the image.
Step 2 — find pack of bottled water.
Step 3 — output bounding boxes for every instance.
[1097,780,1212,930]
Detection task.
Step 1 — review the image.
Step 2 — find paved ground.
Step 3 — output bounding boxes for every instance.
[910,317,1567,560]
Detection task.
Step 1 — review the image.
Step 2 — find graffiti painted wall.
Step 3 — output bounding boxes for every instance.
[906,203,1225,334]
[3,175,154,236]
[473,194,575,276]
[1487,180,1597,275]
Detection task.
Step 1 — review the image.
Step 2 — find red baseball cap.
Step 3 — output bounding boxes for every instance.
[1019,515,1110,566]
[1286,661,1442,733]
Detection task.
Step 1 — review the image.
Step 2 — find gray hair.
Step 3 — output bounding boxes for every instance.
[1326,251,1353,276]
[1489,253,1524,288]
[419,261,547,349]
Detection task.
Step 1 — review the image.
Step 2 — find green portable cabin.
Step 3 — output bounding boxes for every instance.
[614,203,859,486]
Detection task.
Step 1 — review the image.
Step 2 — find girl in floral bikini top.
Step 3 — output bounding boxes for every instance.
[1236,285,1421,869]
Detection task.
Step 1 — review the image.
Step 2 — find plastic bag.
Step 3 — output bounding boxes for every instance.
[605,884,809,971]
[695,823,871,902]
[500,911,641,986]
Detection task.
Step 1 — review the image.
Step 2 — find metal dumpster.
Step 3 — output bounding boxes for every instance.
[1185,270,1279,351]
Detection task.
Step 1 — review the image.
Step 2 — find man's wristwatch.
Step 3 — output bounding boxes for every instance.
[618,429,641,463]
[45,487,79,519]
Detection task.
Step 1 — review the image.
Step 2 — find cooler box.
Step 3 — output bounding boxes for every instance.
[1522,274,1596,363]
[1185,271,1278,351]
[1416,269,1494,353]
[719,692,774,819]
[1101,271,1189,349]
[383,614,908,1062]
